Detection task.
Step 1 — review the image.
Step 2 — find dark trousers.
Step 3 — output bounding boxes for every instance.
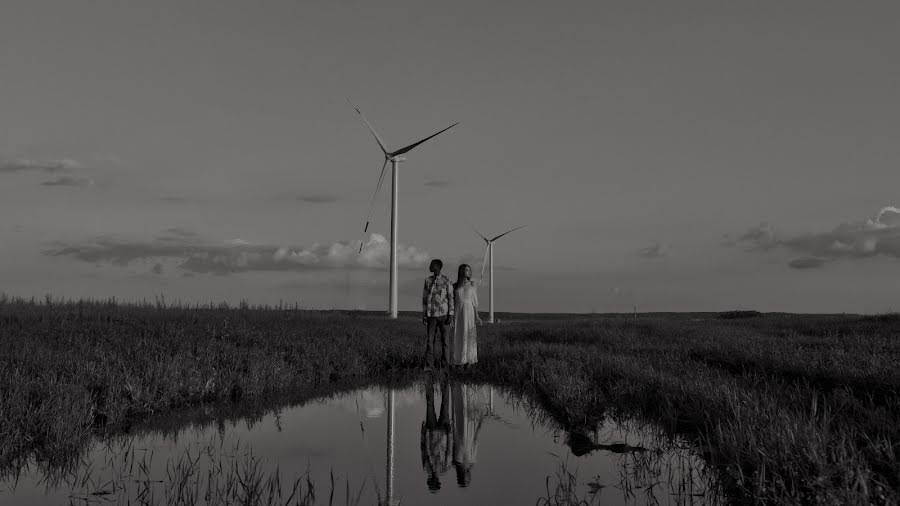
[425,316,450,367]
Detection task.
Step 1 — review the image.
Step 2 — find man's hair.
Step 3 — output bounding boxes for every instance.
[430,259,443,270]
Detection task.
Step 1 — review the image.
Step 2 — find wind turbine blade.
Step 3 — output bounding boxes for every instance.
[490,225,527,243]
[479,243,490,282]
[472,226,489,243]
[348,99,389,156]
[389,122,458,157]
[359,158,389,254]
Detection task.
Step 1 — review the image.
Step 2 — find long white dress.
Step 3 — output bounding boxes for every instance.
[451,282,479,365]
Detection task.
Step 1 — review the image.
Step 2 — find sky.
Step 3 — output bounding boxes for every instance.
[1,1,899,313]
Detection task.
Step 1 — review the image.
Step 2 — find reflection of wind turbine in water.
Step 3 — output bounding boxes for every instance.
[474,226,527,323]
[383,389,396,506]
[349,100,459,319]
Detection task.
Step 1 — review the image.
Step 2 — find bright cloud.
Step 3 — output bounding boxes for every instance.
[731,206,900,268]
[46,230,431,275]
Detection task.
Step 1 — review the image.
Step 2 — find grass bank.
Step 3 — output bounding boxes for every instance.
[469,315,900,505]
[1,296,899,504]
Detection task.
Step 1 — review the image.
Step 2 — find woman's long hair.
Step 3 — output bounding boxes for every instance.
[454,264,471,292]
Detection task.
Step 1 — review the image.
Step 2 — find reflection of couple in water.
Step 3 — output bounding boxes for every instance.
[420,375,487,491]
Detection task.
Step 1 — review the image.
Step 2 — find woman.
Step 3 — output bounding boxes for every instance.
[451,264,482,368]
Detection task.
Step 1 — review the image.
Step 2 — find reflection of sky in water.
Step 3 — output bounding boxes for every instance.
[337,387,424,418]
[1,382,722,506]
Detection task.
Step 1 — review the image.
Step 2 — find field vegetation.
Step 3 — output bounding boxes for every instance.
[1,294,899,504]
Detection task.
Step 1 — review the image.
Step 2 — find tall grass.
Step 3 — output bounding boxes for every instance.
[2,295,900,504]
[0,295,420,478]
[468,316,900,505]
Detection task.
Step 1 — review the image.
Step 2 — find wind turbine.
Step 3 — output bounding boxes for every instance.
[350,100,458,319]
[475,225,527,323]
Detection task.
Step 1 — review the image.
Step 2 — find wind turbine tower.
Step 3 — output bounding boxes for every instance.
[475,226,527,323]
[350,100,458,319]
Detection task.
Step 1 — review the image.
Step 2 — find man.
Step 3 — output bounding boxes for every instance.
[422,258,454,369]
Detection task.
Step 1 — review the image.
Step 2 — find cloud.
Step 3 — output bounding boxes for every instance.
[732,206,900,268]
[732,223,778,251]
[46,230,431,276]
[151,263,164,275]
[0,158,82,173]
[162,227,199,238]
[788,257,826,270]
[423,180,452,188]
[40,175,94,187]
[638,243,670,259]
[296,194,340,204]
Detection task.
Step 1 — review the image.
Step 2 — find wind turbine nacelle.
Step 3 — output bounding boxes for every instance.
[389,155,407,162]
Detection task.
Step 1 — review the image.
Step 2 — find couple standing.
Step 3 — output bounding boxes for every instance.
[422,258,482,370]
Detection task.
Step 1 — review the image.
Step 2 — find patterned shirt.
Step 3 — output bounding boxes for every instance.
[423,274,455,317]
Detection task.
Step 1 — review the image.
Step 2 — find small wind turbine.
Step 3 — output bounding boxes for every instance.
[350,100,458,319]
[475,225,527,323]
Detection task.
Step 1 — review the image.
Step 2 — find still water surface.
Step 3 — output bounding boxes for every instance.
[3,379,722,505]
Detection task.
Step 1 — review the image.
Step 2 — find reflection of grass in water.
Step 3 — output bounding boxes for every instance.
[612,435,722,506]
[536,453,602,506]
[11,382,721,505]
[500,389,724,505]
[538,447,723,506]
[55,437,374,506]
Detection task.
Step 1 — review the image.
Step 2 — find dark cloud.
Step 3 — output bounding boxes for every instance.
[47,236,193,266]
[788,257,827,270]
[0,158,82,173]
[638,243,670,259]
[296,194,340,204]
[40,175,94,187]
[732,207,900,268]
[46,230,431,276]
[423,180,452,188]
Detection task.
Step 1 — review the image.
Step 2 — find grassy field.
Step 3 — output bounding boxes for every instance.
[1,295,899,505]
